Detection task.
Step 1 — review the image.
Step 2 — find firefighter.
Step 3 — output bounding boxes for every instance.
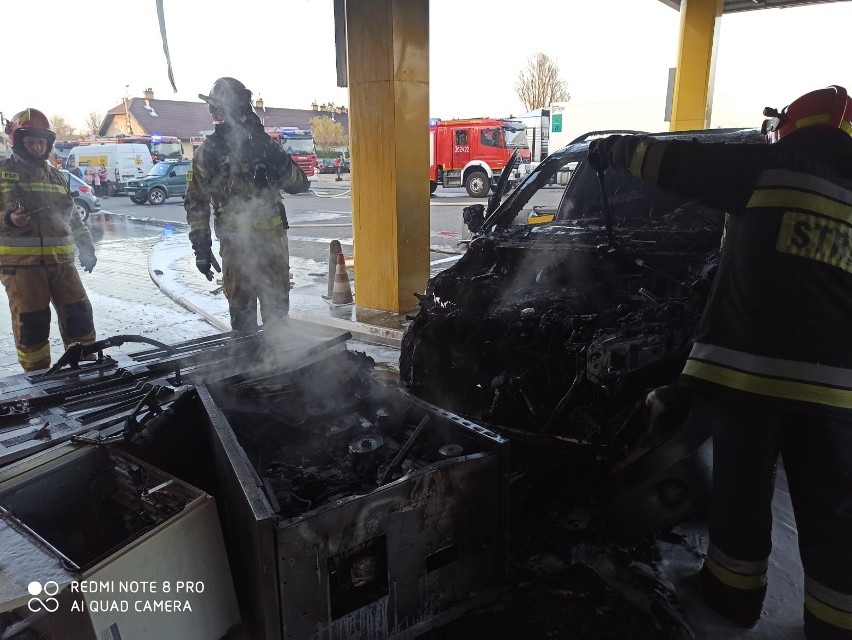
[185,77,309,331]
[588,86,852,639]
[0,108,97,372]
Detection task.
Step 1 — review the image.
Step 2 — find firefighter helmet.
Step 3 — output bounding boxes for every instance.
[761,85,852,144]
[198,77,252,119]
[4,108,56,147]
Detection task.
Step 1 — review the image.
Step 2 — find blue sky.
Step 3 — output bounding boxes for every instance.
[6,0,851,131]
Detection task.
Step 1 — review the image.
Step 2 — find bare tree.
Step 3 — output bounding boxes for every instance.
[50,114,76,140]
[515,53,571,111]
[84,112,103,137]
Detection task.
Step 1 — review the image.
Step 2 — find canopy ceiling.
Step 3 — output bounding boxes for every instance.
[658,0,849,12]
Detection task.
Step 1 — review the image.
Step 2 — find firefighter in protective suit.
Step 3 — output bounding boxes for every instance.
[589,86,852,639]
[0,109,97,372]
[185,77,309,331]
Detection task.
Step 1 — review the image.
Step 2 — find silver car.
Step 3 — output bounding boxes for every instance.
[61,170,101,222]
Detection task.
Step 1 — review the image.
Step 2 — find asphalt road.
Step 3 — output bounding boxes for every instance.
[97,174,564,266]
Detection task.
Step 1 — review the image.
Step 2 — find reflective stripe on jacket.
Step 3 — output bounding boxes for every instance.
[0,154,94,266]
[184,121,309,255]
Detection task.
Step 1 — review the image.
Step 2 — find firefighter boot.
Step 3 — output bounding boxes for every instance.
[229,307,258,332]
[699,563,765,628]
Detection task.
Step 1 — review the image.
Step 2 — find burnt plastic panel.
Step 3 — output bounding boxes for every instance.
[198,350,510,640]
[0,444,240,640]
[0,447,198,571]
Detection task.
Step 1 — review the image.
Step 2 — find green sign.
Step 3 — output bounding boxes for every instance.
[552,113,562,133]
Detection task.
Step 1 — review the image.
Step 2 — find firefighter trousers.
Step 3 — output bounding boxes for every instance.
[219,230,290,332]
[689,395,852,638]
[0,263,96,372]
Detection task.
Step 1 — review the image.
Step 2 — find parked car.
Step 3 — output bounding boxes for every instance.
[125,159,191,205]
[60,170,101,222]
[317,157,350,174]
[317,158,336,174]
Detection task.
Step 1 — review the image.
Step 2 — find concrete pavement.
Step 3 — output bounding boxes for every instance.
[147,231,410,347]
[0,232,223,376]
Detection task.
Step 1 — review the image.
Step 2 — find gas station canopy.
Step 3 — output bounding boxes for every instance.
[659,0,849,12]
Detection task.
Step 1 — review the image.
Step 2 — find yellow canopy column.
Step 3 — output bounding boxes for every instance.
[346,0,430,312]
[670,0,724,131]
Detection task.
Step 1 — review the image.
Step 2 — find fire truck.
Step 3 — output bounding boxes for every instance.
[55,134,183,162]
[429,118,532,198]
[267,127,317,177]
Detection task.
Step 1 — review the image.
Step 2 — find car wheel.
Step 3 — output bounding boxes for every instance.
[147,188,167,205]
[73,199,90,222]
[130,196,147,205]
[430,181,438,194]
[464,170,490,198]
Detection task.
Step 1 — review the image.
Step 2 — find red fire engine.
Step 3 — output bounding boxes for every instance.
[266,128,317,177]
[429,118,531,198]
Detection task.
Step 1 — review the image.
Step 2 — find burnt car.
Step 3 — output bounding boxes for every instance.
[401,128,766,532]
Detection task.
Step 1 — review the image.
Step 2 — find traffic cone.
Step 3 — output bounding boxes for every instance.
[331,252,354,305]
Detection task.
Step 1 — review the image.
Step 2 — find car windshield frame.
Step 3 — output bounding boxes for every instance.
[482,127,766,230]
[146,163,173,177]
[280,138,316,155]
[152,142,184,158]
[502,127,529,149]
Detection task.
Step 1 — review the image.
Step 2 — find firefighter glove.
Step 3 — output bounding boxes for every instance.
[587,135,634,172]
[79,249,97,273]
[588,135,652,171]
[195,249,221,281]
[588,136,624,171]
[4,202,28,228]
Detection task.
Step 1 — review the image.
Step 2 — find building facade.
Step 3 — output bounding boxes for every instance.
[100,89,349,159]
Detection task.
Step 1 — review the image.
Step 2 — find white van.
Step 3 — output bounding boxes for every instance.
[67,143,153,196]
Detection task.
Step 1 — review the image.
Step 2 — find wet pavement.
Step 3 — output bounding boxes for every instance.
[0,210,408,378]
[0,218,220,376]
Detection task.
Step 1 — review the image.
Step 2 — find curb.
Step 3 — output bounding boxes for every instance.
[147,237,404,348]
[147,258,230,333]
[290,310,403,347]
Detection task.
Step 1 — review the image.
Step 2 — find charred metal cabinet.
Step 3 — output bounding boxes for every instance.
[0,444,240,640]
[198,376,510,640]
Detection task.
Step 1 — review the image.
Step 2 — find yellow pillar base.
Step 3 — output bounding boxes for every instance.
[670,0,724,131]
[346,0,430,312]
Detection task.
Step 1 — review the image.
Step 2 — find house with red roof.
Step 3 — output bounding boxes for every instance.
[100,89,349,158]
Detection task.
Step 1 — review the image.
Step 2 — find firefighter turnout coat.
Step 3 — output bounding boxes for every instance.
[0,155,95,267]
[603,128,852,639]
[611,129,852,419]
[184,119,309,329]
[0,153,97,370]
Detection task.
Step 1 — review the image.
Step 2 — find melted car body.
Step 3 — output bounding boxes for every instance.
[401,128,766,531]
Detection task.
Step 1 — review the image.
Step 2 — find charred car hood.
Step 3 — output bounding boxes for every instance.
[401,128,765,525]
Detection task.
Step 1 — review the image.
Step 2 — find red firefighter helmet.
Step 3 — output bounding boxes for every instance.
[761,86,852,144]
[4,108,56,146]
